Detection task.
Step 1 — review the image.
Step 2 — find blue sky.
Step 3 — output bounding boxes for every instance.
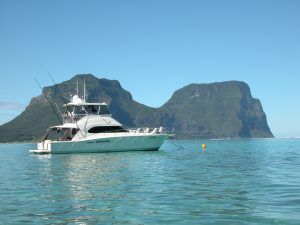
[0,0,299,137]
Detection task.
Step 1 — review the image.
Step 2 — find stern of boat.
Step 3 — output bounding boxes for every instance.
[29,140,52,154]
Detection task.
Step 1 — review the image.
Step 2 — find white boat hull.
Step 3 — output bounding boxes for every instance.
[30,134,168,154]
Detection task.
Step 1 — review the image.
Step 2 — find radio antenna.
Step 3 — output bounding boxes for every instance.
[34,77,62,123]
[76,79,79,96]
[48,73,69,106]
[83,77,86,102]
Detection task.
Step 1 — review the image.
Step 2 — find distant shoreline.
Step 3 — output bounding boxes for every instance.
[2,137,300,145]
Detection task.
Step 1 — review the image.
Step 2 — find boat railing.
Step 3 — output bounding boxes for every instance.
[128,127,169,134]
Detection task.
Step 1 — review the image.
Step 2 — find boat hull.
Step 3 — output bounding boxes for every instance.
[31,134,168,154]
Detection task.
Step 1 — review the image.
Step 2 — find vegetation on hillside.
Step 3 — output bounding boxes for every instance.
[0,74,273,142]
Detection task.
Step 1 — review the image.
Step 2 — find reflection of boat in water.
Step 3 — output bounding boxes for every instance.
[30,85,172,154]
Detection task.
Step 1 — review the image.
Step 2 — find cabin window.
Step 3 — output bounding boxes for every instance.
[42,128,79,141]
[99,105,110,115]
[88,126,127,133]
[72,128,79,135]
[74,106,86,115]
[85,105,99,114]
[60,128,72,141]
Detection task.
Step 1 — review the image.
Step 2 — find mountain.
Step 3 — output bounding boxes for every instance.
[160,82,272,138]
[0,74,273,142]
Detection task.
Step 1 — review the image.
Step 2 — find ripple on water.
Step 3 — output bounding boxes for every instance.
[0,139,300,224]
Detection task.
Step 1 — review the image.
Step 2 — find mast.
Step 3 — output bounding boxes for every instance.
[83,77,86,102]
[76,80,79,96]
[34,77,62,124]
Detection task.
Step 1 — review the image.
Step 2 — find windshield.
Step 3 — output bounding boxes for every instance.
[99,105,110,115]
[85,105,100,114]
[88,126,128,133]
[74,106,86,115]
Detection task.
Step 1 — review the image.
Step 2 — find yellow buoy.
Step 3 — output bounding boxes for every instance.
[202,144,207,149]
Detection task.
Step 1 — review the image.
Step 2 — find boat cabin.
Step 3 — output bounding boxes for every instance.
[41,95,129,142]
[42,124,128,142]
[41,125,79,142]
[62,95,111,123]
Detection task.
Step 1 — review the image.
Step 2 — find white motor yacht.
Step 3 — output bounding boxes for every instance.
[29,94,171,154]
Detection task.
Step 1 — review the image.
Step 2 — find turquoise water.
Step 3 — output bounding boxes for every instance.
[1,139,300,225]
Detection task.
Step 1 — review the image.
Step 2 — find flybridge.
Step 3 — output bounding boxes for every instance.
[62,95,111,123]
[61,78,111,122]
[63,95,107,106]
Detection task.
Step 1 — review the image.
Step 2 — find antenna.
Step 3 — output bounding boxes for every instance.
[34,77,62,124]
[83,76,86,102]
[48,73,68,106]
[76,79,79,96]
[55,102,62,115]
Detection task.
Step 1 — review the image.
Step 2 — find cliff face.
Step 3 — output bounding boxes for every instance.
[159,81,273,138]
[0,74,273,142]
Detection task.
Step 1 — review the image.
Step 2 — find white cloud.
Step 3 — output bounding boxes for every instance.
[0,102,26,125]
[0,101,26,110]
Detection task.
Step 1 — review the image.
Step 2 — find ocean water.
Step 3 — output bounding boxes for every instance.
[0,139,300,225]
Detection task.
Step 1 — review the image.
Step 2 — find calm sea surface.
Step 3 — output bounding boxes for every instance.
[0,139,300,225]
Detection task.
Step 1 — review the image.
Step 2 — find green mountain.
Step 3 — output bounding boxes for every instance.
[160,82,273,138]
[0,74,273,142]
